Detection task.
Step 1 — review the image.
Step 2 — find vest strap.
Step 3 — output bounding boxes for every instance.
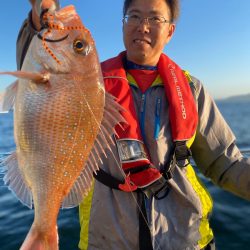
[124,164,150,174]
[93,168,125,190]
[93,141,190,199]
[161,141,192,182]
[92,142,195,250]
[138,192,153,250]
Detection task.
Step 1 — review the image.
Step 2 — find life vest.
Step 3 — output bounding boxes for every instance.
[97,51,198,193]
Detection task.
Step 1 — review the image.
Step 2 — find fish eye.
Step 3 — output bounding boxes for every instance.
[73,39,89,55]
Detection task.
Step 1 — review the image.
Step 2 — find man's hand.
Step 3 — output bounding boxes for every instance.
[29,0,60,30]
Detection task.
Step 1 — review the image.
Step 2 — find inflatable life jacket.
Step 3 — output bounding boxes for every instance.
[95,52,198,198]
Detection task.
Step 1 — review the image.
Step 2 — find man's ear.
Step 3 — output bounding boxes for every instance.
[166,23,176,43]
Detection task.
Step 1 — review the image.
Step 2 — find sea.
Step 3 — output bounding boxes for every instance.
[0,100,250,250]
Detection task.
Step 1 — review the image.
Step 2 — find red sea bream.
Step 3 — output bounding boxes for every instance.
[0,5,124,250]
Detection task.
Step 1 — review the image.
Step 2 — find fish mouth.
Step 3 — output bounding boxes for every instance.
[37,33,69,43]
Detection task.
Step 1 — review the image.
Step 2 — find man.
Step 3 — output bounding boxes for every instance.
[17,0,250,249]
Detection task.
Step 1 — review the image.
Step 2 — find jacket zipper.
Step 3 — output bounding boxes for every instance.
[139,90,155,223]
[154,97,161,139]
[140,93,146,141]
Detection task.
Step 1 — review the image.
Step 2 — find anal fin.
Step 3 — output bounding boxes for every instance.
[1,152,33,208]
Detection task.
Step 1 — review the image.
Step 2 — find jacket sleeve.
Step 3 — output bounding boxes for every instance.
[16,11,37,70]
[191,78,250,200]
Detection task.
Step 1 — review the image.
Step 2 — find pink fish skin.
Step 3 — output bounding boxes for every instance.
[0,5,125,250]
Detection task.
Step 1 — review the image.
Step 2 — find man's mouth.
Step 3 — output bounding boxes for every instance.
[134,39,151,45]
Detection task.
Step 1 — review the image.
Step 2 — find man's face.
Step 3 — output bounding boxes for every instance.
[123,0,175,66]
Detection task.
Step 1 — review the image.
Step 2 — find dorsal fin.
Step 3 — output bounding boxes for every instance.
[62,92,126,208]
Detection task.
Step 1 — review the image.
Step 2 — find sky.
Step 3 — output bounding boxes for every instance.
[0,0,249,99]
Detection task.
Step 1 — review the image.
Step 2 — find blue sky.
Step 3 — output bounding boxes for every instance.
[0,0,249,98]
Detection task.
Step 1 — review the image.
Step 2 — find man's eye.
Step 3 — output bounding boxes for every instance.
[151,16,162,22]
[130,14,140,20]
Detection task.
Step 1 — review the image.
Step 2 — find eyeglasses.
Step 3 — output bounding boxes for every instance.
[123,14,169,27]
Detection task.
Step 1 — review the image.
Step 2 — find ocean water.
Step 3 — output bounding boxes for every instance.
[0,101,250,250]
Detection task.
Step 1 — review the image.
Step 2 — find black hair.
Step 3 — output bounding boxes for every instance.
[123,0,180,23]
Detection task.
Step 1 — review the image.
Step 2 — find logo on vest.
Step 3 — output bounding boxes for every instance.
[168,64,187,120]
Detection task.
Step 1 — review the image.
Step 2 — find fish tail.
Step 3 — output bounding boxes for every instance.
[20,223,58,250]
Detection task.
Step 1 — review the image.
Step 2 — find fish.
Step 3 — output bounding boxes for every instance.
[0,5,124,250]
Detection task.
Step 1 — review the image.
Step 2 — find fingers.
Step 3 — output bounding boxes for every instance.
[30,0,60,15]
[29,0,60,31]
[40,0,59,12]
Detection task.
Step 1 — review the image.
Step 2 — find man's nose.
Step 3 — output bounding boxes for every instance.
[137,18,150,32]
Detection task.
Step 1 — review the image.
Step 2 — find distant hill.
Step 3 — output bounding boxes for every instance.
[217,93,250,103]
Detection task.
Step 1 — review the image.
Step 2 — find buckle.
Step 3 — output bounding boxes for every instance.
[174,141,192,167]
[141,176,170,200]
[118,175,138,192]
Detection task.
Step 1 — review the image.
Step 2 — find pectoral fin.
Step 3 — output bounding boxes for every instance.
[0,71,50,83]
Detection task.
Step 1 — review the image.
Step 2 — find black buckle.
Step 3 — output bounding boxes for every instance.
[174,141,192,167]
[141,176,170,200]
[154,182,170,200]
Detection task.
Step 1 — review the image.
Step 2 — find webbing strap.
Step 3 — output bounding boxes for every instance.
[94,142,191,193]
[94,167,171,197]
[138,192,153,250]
[124,164,150,174]
[93,168,121,190]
